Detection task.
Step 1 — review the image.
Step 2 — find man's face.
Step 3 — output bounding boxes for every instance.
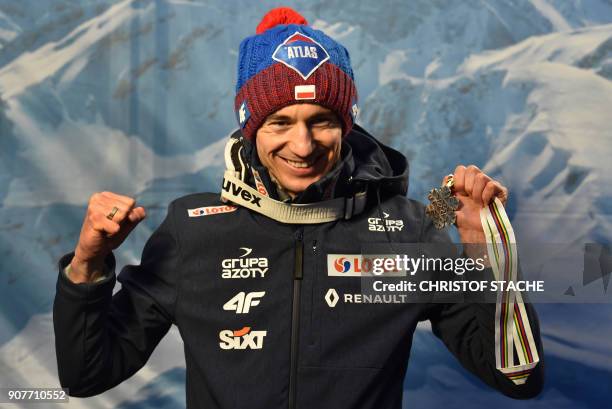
[255,104,342,198]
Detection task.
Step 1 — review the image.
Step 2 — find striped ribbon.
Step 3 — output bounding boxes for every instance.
[479,198,539,385]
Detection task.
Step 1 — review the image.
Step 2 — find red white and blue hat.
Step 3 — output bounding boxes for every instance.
[235,7,359,140]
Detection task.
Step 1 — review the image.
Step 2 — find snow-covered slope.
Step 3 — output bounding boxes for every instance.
[1,1,611,408]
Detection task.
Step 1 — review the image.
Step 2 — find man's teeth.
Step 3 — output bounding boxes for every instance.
[285,158,312,168]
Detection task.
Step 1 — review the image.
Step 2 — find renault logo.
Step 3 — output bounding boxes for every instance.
[325,288,339,308]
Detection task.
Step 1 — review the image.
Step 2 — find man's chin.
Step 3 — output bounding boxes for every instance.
[279,177,322,197]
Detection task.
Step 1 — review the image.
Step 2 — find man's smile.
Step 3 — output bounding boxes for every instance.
[277,152,325,174]
[282,158,314,168]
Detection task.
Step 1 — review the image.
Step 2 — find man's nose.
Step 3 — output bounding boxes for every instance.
[289,122,316,158]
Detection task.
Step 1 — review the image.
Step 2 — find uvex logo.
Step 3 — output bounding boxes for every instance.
[219,326,267,350]
[222,179,262,207]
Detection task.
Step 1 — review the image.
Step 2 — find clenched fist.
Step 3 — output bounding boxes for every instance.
[69,191,146,283]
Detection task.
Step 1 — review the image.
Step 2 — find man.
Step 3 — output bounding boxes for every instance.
[53,7,544,408]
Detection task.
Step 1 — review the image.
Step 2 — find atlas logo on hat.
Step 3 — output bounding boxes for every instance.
[272,32,330,80]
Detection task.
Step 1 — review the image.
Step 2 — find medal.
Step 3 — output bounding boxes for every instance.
[426,174,459,229]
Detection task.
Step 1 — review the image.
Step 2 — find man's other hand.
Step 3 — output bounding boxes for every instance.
[444,165,508,245]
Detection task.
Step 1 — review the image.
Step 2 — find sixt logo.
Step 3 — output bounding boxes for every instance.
[219,326,267,350]
[272,32,330,80]
[222,179,262,207]
[327,254,406,277]
[221,247,269,279]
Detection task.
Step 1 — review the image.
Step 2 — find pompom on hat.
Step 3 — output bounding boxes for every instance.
[234,7,359,140]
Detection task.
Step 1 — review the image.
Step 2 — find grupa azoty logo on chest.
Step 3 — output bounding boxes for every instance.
[221,247,269,279]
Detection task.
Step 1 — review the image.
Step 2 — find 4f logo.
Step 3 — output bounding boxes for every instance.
[223,291,265,314]
[219,326,267,350]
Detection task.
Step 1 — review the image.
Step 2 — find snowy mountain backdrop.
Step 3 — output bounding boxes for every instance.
[1,0,611,408]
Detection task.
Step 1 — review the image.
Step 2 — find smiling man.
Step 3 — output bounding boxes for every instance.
[256,104,342,198]
[53,7,544,408]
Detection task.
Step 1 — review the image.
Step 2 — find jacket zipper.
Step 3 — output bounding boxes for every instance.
[289,228,304,409]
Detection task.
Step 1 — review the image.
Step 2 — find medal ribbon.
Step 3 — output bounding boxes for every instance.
[479,198,539,385]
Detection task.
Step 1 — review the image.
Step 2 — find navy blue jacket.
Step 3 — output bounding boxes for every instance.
[53,125,544,408]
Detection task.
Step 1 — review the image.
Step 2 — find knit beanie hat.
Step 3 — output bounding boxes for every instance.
[234,7,359,140]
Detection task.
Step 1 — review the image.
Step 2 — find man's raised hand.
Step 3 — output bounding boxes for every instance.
[69,192,146,283]
[444,165,508,245]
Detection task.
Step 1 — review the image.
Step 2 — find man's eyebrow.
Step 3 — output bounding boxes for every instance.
[265,114,292,122]
[308,112,340,122]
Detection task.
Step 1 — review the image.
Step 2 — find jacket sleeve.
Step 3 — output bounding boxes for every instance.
[53,201,181,397]
[419,211,544,399]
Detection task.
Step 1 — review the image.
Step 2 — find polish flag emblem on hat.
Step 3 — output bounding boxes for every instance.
[294,85,316,100]
[272,32,330,80]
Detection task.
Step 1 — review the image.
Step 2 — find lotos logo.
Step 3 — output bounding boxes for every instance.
[188,205,237,218]
[219,326,267,350]
[221,247,269,279]
[327,254,406,277]
[334,257,351,273]
[251,168,268,196]
[272,32,330,80]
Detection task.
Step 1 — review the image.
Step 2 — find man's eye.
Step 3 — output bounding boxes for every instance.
[313,119,337,128]
[270,121,289,127]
